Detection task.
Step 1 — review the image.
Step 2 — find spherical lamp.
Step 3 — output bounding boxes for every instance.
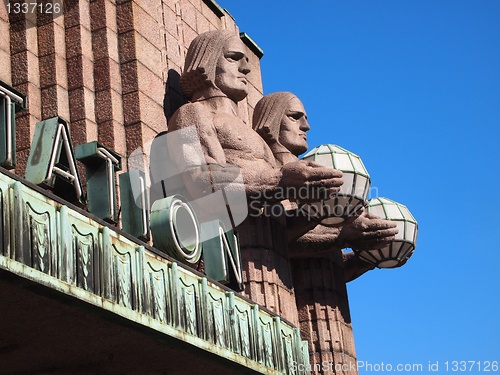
[300,144,371,227]
[356,197,418,268]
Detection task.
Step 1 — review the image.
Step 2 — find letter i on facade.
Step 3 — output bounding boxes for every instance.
[0,81,28,169]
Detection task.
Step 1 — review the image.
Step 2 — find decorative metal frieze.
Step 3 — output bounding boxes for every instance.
[101,227,145,311]
[59,206,100,292]
[256,310,278,368]
[201,278,229,348]
[0,170,311,375]
[172,261,201,335]
[0,174,10,258]
[142,251,172,323]
[11,181,57,276]
[229,293,254,358]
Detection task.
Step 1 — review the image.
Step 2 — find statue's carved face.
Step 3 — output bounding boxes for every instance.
[215,36,251,102]
[279,97,310,156]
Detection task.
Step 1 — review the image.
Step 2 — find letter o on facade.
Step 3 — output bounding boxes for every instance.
[150,195,202,264]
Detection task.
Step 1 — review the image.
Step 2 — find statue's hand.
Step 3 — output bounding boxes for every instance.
[338,211,398,250]
[279,160,343,201]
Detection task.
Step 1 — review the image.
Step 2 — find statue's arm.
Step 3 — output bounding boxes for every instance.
[288,211,398,281]
[342,251,376,282]
[288,224,344,257]
[288,222,375,281]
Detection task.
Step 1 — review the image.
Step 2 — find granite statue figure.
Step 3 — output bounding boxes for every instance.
[165,30,343,322]
[252,92,399,280]
[253,91,401,370]
[169,30,343,202]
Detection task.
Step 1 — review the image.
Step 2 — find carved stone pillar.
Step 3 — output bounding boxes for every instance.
[292,251,358,375]
[238,214,299,326]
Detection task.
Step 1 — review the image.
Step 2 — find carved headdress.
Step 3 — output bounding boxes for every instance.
[180,30,239,100]
[252,92,297,145]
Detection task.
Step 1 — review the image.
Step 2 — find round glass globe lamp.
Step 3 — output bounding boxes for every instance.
[356,197,418,268]
[300,144,371,227]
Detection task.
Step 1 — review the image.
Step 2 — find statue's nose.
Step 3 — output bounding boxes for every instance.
[239,59,251,74]
[300,119,310,131]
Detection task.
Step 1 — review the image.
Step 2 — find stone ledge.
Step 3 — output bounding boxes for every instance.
[202,0,225,18]
[240,32,264,59]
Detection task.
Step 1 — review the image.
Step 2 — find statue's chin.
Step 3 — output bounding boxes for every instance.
[296,144,308,156]
[230,89,249,102]
[215,85,248,103]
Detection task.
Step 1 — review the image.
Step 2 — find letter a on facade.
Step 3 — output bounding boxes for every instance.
[25,117,85,206]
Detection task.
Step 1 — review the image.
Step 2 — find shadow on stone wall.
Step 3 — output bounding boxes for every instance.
[164,69,188,124]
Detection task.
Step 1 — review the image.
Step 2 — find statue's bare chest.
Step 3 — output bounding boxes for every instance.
[213,114,269,159]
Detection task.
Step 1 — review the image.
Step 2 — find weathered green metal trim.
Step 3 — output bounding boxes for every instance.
[0,166,297,325]
[202,0,225,18]
[240,32,264,59]
[119,170,150,241]
[75,141,122,222]
[0,170,311,374]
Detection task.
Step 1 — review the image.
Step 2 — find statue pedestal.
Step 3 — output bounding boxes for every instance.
[292,251,358,374]
[237,214,299,326]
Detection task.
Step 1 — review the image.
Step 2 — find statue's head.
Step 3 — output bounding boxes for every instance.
[253,92,310,156]
[180,30,251,102]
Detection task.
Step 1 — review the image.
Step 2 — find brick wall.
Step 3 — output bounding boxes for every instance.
[4,0,263,176]
[0,2,12,85]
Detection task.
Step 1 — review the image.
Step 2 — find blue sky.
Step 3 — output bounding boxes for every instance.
[217,0,500,372]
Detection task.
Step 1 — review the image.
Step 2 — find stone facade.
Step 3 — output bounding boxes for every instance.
[3,0,263,178]
[1,1,364,374]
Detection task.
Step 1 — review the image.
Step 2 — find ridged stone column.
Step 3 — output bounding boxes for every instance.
[238,214,299,326]
[292,251,358,375]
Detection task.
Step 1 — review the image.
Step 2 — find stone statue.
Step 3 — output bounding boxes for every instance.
[166,30,343,322]
[170,30,343,201]
[253,92,400,370]
[252,92,399,281]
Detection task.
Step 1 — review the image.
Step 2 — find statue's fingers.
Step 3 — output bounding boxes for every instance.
[305,164,344,180]
[306,177,344,189]
[361,227,398,239]
[364,218,398,229]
